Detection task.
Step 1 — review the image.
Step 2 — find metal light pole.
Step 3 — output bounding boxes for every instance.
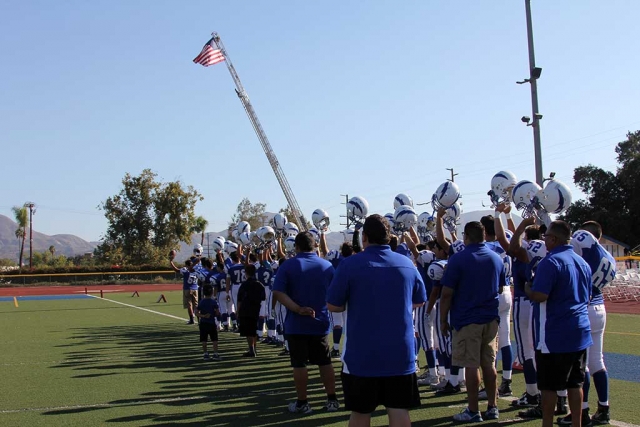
[24,202,36,269]
[519,0,544,186]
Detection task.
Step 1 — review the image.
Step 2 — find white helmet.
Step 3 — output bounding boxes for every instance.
[417,212,434,239]
[238,232,252,246]
[534,179,572,215]
[193,244,203,256]
[342,228,354,243]
[224,241,238,254]
[237,221,251,234]
[393,193,414,209]
[442,201,462,233]
[512,180,542,212]
[284,236,296,254]
[257,226,276,243]
[272,213,288,231]
[393,205,417,233]
[489,171,518,205]
[346,196,369,224]
[308,227,321,244]
[250,231,262,245]
[284,222,299,237]
[231,226,240,240]
[384,213,394,224]
[427,260,448,281]
[431,181,461,211]
[325,250,340,262]
[311,208,330,232]
[212,236,225,253]
[416,250,436,268]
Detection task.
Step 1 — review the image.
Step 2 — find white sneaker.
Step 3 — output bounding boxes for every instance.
[417,374,439,386]
[288,401,312,414]
[323,399,340,412]
[431,378,449,390]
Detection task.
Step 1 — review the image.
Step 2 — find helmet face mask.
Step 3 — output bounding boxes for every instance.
[312,209,330,232]
[393,205,417,234]
[489,171,517,206]
[193,244,203,256]
[272,213,288,237]
[512,180,542,217]
[284,222,299,237]
[431,181,461,211]
[284,236,296,255]
[346,196,369,225]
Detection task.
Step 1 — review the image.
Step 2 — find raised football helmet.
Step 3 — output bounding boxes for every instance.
[393,205,417,233]
[284,236,296,254]
[342,228,355,243]
[308,227,321,244]
[488,171,518,206]
[272,213,288,232]
[533,179,572,215]
[231,226,240,240]
[212,236,226,253]
[417,212,434,241]
[431,181,461,211]
[311,208,330,232]
[224,241,238,254]
[393,193,414,209]
[238,232,252,247]
[284,222,299,237]
[442,201,462,233]
[237,221,251,234]
[512,180,542,218]
[427,260,448,281]
[257,226,276,244]
[346,196,369,225]
[193,244,203,256]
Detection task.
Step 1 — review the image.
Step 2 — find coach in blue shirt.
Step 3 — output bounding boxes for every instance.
[327,214,426,427]
[526,220,592,427]
[272,231,338,415]
[440,221,503,422]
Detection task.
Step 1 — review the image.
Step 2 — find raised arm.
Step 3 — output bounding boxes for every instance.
[508,216,536,263]
[435,207,451,254]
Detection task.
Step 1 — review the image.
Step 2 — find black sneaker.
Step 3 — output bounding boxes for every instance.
[242,351,256,358]
[512,392,540,407]
[557,409,591,426]
[591,404,610,425]
[223,325,229,332]
[330,349,341,359]
[435,381,461,395]
[279,349,290,356]
[498,378,513,396]
[519,405,543,419]
[555,396,568,415]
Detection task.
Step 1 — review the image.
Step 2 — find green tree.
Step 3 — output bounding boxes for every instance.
[191,216,209,245]
[228,198,267,238]
[562,130,640,248]
[11,206,28,272]
[98,169,203,264]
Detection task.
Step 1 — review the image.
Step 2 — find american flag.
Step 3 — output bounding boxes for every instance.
[193,38,225,67]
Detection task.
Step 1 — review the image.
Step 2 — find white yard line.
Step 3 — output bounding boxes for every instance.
[88,294,185,321]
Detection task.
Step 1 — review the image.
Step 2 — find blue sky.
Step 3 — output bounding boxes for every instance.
[1,1,639,242]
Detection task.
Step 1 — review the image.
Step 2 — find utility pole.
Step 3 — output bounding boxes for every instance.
[339,194,351,229]
[446,168,458,182]
[521,0,544,186]
[24,202,35,269]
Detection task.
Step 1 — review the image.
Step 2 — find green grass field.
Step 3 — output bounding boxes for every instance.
[1,291,639,426]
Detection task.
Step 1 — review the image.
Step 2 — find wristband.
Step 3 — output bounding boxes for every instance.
[505,212,512,220]
[494,210,500,217]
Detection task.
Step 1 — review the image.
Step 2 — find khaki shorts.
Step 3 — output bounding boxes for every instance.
[183,289,198,309]
[452,320,499,368]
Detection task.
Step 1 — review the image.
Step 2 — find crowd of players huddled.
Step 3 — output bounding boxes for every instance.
[167,171,615,426]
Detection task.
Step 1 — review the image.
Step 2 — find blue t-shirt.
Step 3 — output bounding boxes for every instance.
[327,245,426,377]
[226,263,246,286]
[532,245,593,353]
[272,252,334,336]
[197,298,219,324]
[180,267,199,291]
[257,262,274,289]
[441,243,502,330]
[571,230,616,305]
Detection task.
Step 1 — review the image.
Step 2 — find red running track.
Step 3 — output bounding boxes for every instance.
[0,284,181,297]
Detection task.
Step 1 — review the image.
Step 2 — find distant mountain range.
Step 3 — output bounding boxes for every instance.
[0,210,520,263]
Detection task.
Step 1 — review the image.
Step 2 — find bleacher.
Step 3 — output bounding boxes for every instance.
[603,263,640,302]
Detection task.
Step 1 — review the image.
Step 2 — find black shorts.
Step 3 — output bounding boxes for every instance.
[341,371,421,414]
[238,317,259,337]
[285,334,331,368]
[199,322,218,343]
[536,350,587,391]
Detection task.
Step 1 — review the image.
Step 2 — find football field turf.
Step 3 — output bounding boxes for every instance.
[1,291,639,426]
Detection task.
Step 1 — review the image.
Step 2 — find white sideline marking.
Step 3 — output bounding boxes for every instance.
[0,390,283,414]
[88,295,185,321]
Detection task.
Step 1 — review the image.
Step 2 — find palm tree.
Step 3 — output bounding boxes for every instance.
[49,245,56,265]
[191,216,209,245]
[12,206,28,272]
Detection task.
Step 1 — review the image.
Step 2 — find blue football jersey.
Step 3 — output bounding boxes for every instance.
[257,263,274,289]
[226,263,246,286]
[571,230,616,304]
[486,240,512,286]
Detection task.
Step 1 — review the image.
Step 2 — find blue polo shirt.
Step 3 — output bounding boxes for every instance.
[327,245,426,377]
[532,245,593,354]
[272,252,334,336]
[441,243,502,330]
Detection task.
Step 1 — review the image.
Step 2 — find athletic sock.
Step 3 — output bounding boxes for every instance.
[414,337,420,357]
[257,319,265,337]
[327,393,337,401]
[333,328,343,346]
[458,369,465,382]
[450,366,460,386]
[592,370,609,406]
[525,383,539,396]
[267,319,276,334]
[557,389,568,397]
[501,345,513,377]
[523,358,537,386]
[445,368,451,381]
[333,343,340,351]
[503,370,512,381]
[296,399,308,407]
[426,349,436,370]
